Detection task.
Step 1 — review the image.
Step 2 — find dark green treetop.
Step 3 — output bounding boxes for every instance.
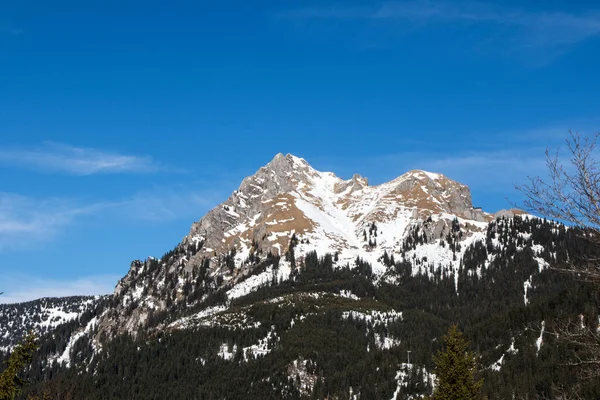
[428,324,484,400]
[0,329,38,400]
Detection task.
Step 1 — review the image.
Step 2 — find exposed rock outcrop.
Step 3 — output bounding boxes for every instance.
[95,153,516,339]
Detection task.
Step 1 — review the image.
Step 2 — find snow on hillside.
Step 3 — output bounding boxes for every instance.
[51,316,99,367]
[93,153,548,345]
[0,296,102,352]
[391,363,436,400]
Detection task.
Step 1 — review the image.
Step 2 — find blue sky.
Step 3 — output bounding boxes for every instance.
[1,0,599,303]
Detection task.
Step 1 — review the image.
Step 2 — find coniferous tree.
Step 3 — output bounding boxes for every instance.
[0,332,38,400]
[428,325,483,400]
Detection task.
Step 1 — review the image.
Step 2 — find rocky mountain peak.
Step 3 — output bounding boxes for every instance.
[384,169,482,221]
[181,155,493,274]
[93,154,528,340]
[266,153,309,173]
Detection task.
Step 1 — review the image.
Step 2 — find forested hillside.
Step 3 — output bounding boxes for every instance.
[9,216,599,399]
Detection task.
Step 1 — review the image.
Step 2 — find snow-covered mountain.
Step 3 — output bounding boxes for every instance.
[9,153,600,399]
[184,153,499,266]
[95,153,524,338]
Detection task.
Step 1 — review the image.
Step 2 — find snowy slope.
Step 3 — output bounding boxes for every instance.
[0,296,103,353]
[182,154,504,281]
[94,153,530,341]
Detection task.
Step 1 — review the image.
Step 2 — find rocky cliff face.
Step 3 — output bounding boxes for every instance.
[12,155,593,400]
[93,153,519,339]
[184,154,495,260]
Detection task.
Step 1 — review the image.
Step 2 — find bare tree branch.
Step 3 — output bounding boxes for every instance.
[516,131,600,397]
[517,131,600,232]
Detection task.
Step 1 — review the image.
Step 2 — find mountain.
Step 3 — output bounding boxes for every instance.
[8,154,600,400]
[185,153,487,259]
[184,153,493,262]
[98,154,519,338]
[0,296,104,353]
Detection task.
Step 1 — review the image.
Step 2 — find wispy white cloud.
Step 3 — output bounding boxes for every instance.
[0,193,96,249]
[408,127,600,192]
[103,186,220,222]
[0,274,119,304]
[280,1,600,58]
[0,142,166,175]
[319,149,544,212]
[312,125,581,210]
[372,1,600,49]
[0,187,220,250]
[406,150,547,190]
[364,148,547,192]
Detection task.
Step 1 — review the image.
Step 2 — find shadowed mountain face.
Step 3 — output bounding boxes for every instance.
[6,154,599,400]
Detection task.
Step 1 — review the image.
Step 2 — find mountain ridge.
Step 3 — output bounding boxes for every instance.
[0,296,104,353]
[5,154,600,400]
[3,154,525,345]
[184,153,516,265]
[98,154,527,339]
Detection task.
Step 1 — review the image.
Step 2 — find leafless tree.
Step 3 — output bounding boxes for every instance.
[517,131,600,280]
[517,131,600,397]
[518,131,600,229]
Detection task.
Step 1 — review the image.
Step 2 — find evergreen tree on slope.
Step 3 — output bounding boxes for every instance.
[0,332,38,400]
[428,325,483,400]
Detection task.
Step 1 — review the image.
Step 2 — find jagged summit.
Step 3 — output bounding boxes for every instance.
[403,169,443,180]
[262,154,444,191]
[20,159,582,400]
[267,152,308,169]
[183,154,492,274]
[92,153,533,343]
